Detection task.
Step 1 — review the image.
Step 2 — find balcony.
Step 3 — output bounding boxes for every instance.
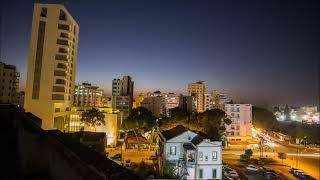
[56,63,67,69]
[54,70,66,77]
[55,79,66,85]
[60,32,69,39]
[52,94,64,100]
[55,54,68,61]
[57,39,69,46]
[58,47,69,54]
[58,24,70,31]
[52,86,65,93]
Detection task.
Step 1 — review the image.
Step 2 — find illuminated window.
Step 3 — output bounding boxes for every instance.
[170,146,176,155]
[199,152,203,161]
[212,151,217,160]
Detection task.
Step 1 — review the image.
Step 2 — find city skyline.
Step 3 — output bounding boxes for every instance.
[1,0,319,106]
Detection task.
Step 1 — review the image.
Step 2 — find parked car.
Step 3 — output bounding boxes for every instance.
[289,168,299,174]
[226,171,239,179]
[110,153,121,161]
[260,167,277,175]
[246,165,259,172]
[293,169,304,177]
[266,172,280,180]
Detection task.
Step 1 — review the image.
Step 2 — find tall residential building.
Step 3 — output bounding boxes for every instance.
[188,81,206,112]
[212,90,231,110]
[141,96,166,118]
[111,76,134,120]
[225,104,252,142]
[24,3,79,130]
[74,82,104,107]
[144,91,180,116]
[0,61,20,104]
[163,93,180,116]
[179,95,197,113]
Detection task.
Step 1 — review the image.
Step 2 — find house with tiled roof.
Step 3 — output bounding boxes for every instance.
[158,125,222,179]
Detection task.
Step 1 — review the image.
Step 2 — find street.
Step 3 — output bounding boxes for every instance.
[223,128,320,179]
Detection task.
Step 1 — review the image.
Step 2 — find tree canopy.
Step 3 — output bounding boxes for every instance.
[252,106,279,131]
[160,108,228,140]
[80,108,105,131]
[122,107,157,131]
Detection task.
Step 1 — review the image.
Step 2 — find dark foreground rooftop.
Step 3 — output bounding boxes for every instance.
[1,104,143,180]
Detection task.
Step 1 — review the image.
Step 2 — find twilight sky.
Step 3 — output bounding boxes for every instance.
[1,0,319,106]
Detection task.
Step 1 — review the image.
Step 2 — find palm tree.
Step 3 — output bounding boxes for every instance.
[80,108,105,132]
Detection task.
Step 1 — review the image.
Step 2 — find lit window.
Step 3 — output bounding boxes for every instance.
[170,146,176,155]
[212,151,217,160]
[199,152,203,161]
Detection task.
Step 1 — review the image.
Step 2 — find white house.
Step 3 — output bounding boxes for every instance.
[159,125,222,179]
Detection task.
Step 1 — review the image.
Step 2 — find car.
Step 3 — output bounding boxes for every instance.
[246,165,259,172]
[289,168,299,174]
[110,153,121,161]
[266,172,280,180]
[260,167,276,175]
[225,171,239,177]
[293,169,304,177]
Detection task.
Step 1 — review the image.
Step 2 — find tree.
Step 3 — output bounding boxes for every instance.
[223,118,232,125]
[278,152,287,164]
[123,107,157,132]
[252,106,279,131]
[245,149,253,160]
[80,108,105,132]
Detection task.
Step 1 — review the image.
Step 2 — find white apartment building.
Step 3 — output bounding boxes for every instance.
[144,91,180,116]
[74,82,104,107]
[163,93,180,116]
[24,3,79,130]
[159,125,222,179]
[225,104,252,142]
[141,96,166,117]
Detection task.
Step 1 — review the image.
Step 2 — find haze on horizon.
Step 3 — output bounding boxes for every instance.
[1,0,319,106]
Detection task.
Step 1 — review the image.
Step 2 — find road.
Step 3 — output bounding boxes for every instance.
[224,129,320,179]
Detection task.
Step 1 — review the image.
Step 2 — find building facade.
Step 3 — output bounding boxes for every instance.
[225,104,253,142]
[141,96,166,118]
[24,3,79,130]
[179,95,197,113]
[69,107,121,146]
[163,93,180,116]
[159,125,222,179]
[74,82,104,107]
[212,90,231,110]
[0,61,20,104]
[188,81,206,112]
[204,93,213,111]
[133,93,144,109]
[111,76,134,120]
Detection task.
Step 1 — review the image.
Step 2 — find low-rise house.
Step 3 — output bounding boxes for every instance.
[125,135,151,150]
[158,125,222,179]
